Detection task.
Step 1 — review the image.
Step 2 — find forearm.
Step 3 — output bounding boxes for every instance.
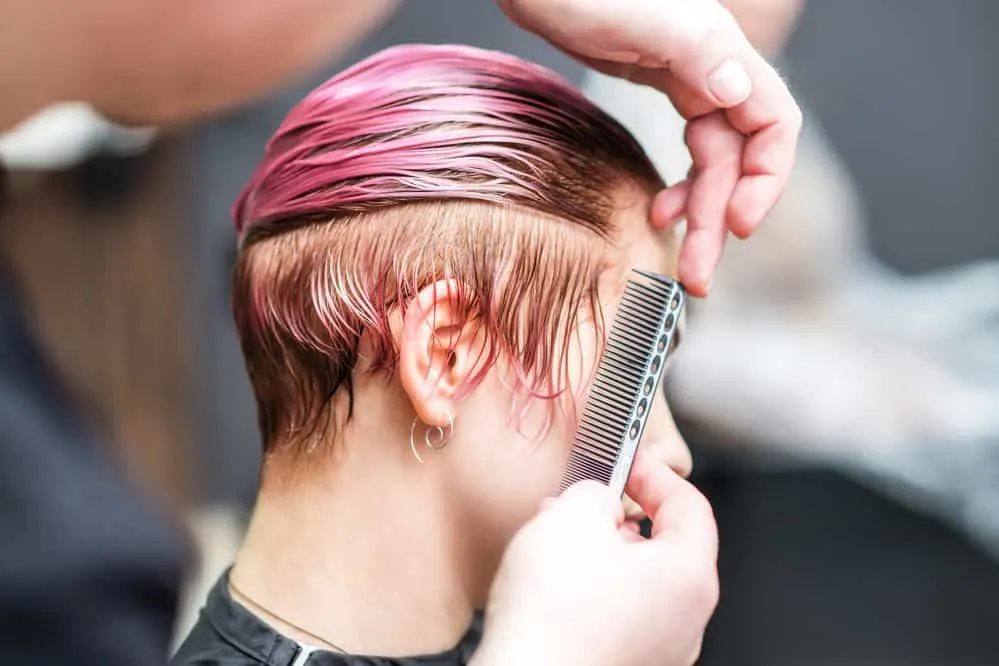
[0,0,400,130]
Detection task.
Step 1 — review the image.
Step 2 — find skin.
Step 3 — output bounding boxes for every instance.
[228,192,693,657]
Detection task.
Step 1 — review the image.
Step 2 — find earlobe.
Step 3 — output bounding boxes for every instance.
[397,279,478,427]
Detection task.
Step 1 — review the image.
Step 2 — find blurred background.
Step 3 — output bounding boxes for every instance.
[1,1,997,664]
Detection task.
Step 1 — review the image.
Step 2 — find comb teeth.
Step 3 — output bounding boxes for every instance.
[559,270,685,497]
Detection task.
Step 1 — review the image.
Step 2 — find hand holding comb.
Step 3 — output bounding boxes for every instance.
[560,270,686,498]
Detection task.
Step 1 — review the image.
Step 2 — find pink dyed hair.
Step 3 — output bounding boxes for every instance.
[232,44,663,451]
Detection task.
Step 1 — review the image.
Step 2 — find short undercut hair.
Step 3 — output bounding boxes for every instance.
[232,44,664,452]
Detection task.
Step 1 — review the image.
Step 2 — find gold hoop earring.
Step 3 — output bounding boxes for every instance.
[409,410,454,464]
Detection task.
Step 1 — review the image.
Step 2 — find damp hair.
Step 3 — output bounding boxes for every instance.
[231,44,664,453]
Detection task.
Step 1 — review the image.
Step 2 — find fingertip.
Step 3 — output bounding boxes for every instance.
[677,232,720,298]
[727,175,782,238]
[624,450,686,521]
[636,468,718,556]
[625,443,677,503]
[652,182,690,228]
[727,211,757,240]
[678,260,709,299]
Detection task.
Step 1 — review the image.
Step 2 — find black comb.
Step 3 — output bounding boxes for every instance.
[559,270,686,498]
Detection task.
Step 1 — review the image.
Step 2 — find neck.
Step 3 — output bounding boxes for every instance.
[231,430,478,657]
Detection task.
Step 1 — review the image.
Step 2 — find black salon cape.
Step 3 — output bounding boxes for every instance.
[0,258,188,666]
[171,574,484,666]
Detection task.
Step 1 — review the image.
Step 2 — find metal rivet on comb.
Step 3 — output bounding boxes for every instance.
[636,399,647,417]
[657,335,668,353]
[643,378,654,395]
[650,356,661,374]
[629,421,640,439]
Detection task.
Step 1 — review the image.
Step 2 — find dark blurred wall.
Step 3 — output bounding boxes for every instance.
[786,0,999,273]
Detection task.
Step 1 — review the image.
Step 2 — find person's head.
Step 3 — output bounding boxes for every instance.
[232,44,690,579]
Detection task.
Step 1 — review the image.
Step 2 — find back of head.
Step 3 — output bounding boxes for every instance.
[231,44,664,454]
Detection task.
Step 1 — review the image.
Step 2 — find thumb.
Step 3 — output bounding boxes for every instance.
[548,480,625,527]
[626,449,718,560]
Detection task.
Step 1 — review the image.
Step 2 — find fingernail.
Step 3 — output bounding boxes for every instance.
[708,59,752,106]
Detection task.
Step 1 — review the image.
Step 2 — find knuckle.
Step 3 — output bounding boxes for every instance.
[686,639,705,666]
[685,114,743,165]
[679,571,719,623]
[686,485,719,526]
[700,566,721,611]
[674,556,718,606]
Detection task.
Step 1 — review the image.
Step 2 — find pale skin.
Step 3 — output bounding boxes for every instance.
[229,191,694,657]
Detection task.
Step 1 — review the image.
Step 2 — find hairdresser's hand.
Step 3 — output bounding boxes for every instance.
[473,447,719,666]
[499,0,803,297]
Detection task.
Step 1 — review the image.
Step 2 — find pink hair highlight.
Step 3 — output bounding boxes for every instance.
[233,44,659,239]
[231,44,663,451]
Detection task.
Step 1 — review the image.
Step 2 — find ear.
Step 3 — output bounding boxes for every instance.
[398,279,482,427]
